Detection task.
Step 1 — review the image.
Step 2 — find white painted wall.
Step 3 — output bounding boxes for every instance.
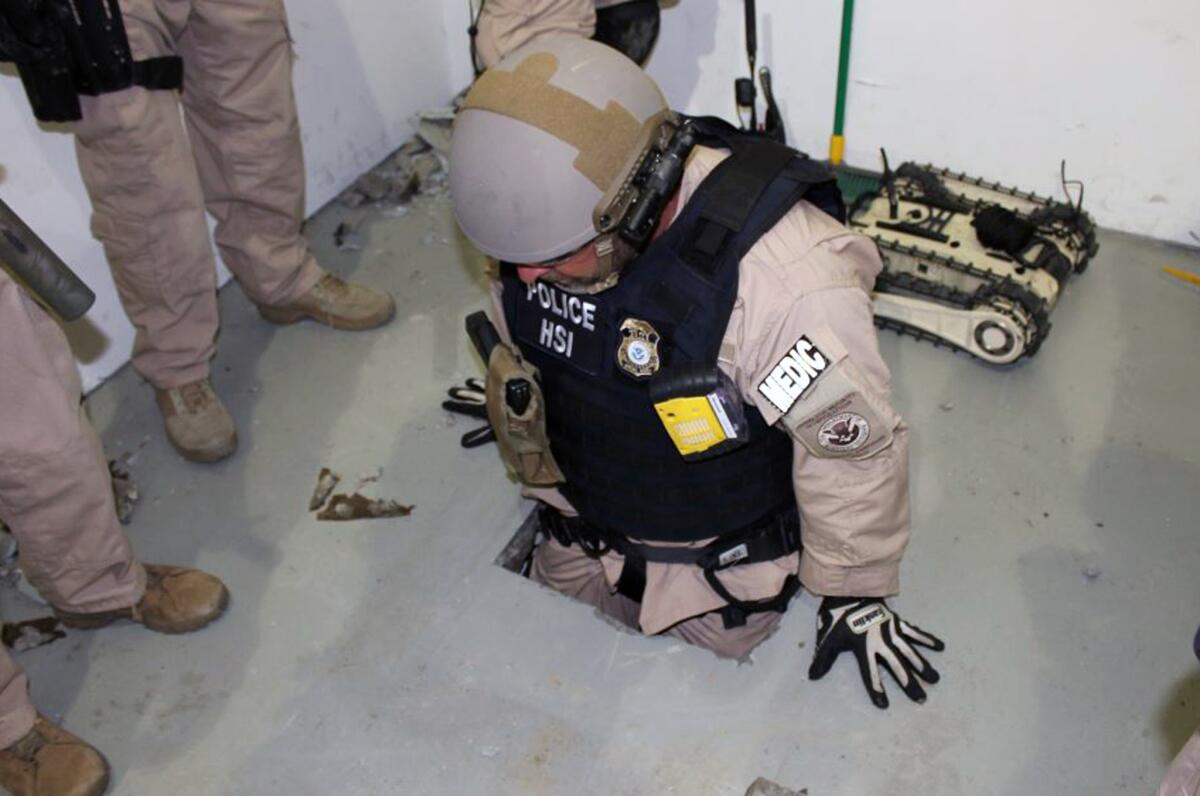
[644,0,1200,247]
[0,0,461,391]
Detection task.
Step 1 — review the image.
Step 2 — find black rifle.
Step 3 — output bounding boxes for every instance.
[0,197,95,320]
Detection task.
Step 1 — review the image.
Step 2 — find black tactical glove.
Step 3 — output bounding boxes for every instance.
[441,378,495,448]
[808,596,944,709]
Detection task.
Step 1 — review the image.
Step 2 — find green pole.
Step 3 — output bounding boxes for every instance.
[830,0,855,164]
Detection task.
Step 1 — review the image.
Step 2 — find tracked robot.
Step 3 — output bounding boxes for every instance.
[837,156,1098,364]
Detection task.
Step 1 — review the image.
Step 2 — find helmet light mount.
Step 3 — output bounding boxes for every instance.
[589,112,701,279]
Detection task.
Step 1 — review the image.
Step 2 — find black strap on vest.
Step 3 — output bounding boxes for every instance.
[681,124,796,279]
[662,115,845,362]
[538,505,802,629]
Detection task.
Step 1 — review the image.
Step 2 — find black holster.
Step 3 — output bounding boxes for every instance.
[0,0,182,122]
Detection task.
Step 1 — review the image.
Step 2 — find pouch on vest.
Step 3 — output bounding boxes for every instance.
[649,363,750,461]
[484,343,564,487]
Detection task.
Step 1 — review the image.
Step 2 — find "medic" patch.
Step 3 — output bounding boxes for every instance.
[756,335,829,413]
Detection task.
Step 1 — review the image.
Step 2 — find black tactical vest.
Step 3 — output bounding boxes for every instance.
[501,118,845,543]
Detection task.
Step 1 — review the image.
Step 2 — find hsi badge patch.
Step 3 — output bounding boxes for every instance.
[757,335,829,413]
[617,317,661,378]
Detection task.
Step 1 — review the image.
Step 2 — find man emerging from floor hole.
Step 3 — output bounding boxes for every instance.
[449,37,943,708]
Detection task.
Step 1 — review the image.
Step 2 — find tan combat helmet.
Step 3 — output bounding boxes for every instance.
[450,36,674,266]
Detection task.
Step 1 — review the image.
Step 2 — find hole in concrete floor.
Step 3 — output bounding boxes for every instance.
[493,507,540,575]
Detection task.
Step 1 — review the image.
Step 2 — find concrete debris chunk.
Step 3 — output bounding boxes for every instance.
[336,103,455,214]
[108,455,139,524]
[397,137,429,159]
[2,617,66,653]
[309,468,342,511]
[340,142,434,210]
[334,221,364,252]
[411,106,456,157]
[408,151,444,188]
[744,778,807,796]
[357,172,394,202]
[362,166,420,204]
[336,186,368,209]
[316,493,413,521]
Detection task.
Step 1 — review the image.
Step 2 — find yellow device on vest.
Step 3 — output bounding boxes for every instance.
[654,396,734,455]
[649,363,750,460]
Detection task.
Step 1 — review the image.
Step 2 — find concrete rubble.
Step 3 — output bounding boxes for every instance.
[308,467,413,521]
[744,778,808,796]
[309,467,341,511]
[108,454,140,524]
[1,617,66,653]
[316,493,413,521]
[336,130,448,213]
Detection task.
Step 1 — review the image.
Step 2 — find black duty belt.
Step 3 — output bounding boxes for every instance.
[537,505,802,629]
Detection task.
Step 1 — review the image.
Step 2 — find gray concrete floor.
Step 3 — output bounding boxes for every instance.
[4,183,1199,795]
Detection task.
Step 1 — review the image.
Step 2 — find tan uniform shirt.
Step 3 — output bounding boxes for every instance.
[492,146,910,635]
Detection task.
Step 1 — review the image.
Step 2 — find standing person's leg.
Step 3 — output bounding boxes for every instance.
[178,0,393,328]
[474,0,596,70]
[72,0,237,462]
[0,273,146,615]
[0,271,227,795]
[0,269,118,792]
[0,271,229,627]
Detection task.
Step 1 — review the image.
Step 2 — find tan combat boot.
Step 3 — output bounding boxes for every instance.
[154,378,237,463]
[55,564,229,635]
[257,272,395,331]
[0,715,110,796]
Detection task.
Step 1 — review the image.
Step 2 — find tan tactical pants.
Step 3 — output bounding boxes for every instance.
[0,271,146,748]
[74,0,322,389]
[530,537,782,660]
[474,0,605,69]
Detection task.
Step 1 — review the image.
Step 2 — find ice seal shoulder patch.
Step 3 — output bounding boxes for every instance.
[756,335,830,413]
[818,411,870,453]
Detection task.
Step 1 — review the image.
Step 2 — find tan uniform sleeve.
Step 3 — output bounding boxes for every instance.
[727,227,910,598]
